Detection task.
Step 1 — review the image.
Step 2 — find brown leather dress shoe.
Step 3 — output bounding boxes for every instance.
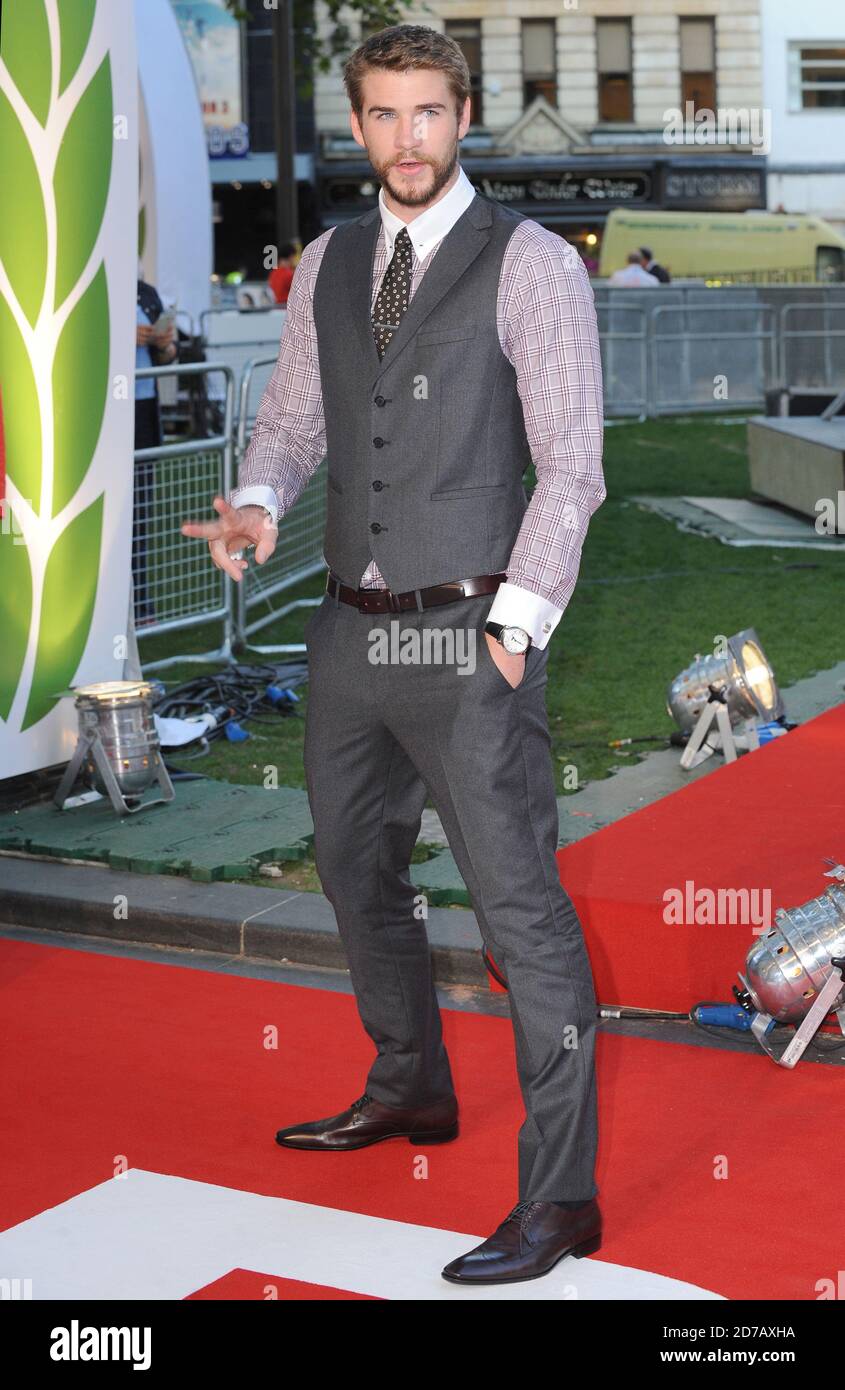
[275,1092,459,1150]
[441,1199,602,1285]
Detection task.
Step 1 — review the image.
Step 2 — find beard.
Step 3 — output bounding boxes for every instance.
[370,136,459,208]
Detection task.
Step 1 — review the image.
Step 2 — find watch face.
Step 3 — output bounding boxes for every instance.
[502,626,530,654]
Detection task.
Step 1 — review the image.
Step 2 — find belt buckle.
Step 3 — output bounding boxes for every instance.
[358,587,401,613]
[357,588,382,614]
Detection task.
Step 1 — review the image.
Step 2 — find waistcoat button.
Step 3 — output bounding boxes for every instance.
[370,522,382,533]
[372,480,384,491]
[374,395,386,406]
[373,436,384,447]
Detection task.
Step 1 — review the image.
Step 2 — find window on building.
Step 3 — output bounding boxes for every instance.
[680,17,716,114]
[788,42,845,109]
[597,18,633,122]
[445,20,483,125]
[242,0,273,152]
[521,19,557,108]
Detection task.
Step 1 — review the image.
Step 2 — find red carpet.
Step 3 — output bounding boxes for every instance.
[557,703,845,1013]
[1,938,843,1299]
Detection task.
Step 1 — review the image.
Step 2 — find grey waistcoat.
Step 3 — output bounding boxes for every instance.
[311,190,533,592]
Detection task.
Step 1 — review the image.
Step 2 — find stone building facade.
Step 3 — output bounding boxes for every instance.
[312,1,767,246]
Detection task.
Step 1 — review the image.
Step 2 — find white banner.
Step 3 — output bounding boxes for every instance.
[136,0,213,329]
[0,0,138,778]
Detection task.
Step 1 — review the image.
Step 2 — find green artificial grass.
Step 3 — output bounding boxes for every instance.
[141,417,845,798]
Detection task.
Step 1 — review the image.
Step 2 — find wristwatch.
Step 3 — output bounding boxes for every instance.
[484,621,532,654]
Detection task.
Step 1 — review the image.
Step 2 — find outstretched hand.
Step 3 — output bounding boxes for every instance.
[180,497,278,582]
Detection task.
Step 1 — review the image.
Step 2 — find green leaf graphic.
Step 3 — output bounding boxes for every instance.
[0,292,42,504]
[0,0,51,126]
[54,54,113,309]
[22,493,104,731]
[56,0,97,97]
[0,86,48,327]
[52,262,109,517]
[0,500,34,722]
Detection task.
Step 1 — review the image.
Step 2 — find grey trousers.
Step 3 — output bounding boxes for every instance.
[302,582,599,1202]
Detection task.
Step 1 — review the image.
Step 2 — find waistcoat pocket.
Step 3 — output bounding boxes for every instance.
[416,323,477,346]
[430,482,507,500]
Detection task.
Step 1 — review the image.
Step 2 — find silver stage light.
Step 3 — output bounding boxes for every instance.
[736,860,845,1067]
[54,681,175,816]
[666,627,784,768]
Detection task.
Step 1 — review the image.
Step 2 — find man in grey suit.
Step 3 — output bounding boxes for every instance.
[182,24,607,1286]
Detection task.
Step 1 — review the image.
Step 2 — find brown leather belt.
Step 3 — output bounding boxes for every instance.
[326,570,507,614]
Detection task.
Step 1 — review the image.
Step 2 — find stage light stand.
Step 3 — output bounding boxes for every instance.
[736,861,845,1067]
[54,681,175,817]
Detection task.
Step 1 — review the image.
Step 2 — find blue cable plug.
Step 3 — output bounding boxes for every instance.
[693,1004,775,1033]
[266,685,300,706]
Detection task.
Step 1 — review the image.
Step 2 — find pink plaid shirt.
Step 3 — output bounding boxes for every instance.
[231,166,606,650]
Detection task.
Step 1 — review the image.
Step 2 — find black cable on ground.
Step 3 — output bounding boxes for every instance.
[598,1001,845,1058]
[599,1005,688,1021]
[557,715,800,756]
[151,661,310,767]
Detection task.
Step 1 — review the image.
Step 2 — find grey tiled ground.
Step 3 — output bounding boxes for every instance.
[631,495,845,549]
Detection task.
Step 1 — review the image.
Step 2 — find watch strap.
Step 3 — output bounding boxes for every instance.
[484,621,532,651]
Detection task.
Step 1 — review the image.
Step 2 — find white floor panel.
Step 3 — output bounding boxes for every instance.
[0,1170,725,1302]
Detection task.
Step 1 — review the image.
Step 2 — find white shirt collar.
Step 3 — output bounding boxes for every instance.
[378,164,477,262]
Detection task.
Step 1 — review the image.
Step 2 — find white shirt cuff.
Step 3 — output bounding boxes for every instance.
[487,582,563,651]
[229,484,279,524]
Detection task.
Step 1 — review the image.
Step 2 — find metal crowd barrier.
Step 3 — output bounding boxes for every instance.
[647,301,777,415]
[129,294,845,669]
[596,304,648,418]
[595,288,776,416]
[778,301,845,390]
[231,356,328,656]
[133,361,236,669]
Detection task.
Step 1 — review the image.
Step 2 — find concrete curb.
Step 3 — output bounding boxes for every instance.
[0,854,489,987]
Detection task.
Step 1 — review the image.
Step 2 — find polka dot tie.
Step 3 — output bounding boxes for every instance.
[372,226,412,360]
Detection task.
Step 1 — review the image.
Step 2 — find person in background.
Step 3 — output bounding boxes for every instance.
[268,242,299,306]
[608,251,660,287]
[639,246,671,283]
[135,277,178,625]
